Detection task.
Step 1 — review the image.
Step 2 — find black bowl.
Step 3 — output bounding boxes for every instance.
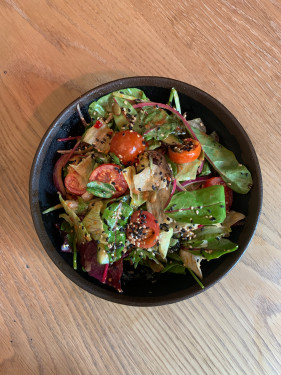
[29,76,262,306]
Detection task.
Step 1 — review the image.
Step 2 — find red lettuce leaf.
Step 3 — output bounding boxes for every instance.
[79,241,123,292]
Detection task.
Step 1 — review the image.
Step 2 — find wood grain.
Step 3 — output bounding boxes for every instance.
[0,0,280,374]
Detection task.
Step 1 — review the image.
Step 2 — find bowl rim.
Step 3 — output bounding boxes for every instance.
[29,76,263,306]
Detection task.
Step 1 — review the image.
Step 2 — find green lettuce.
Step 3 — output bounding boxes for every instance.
[58,193,91,245]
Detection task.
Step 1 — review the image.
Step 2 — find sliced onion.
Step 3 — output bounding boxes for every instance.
[164,178,177,208]
[181,176,210,188]
[53,141,81,197]
[77,104,88,127]
[57,136,81,142]
[133,102,198,139]
[53,154,69,197]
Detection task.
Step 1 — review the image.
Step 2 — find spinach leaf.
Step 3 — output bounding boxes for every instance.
[165,185,226,224]
[102,202,133,262]
[87,181,116,198]
[191,127,252,194]
[161,263,186,274]
[188,238,238,260]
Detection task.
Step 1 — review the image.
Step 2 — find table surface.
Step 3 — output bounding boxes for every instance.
[1,1,280,374]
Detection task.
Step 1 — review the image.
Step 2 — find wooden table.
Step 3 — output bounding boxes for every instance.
[1,1,280,374]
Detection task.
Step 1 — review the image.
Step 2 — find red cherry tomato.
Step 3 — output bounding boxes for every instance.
[203,177,233,212]
[65,171,87,196]
[89,164,128,198]
[126,211,160,249]
[168,138,201,164]
[94,120,103,129]
[110,130,146,165]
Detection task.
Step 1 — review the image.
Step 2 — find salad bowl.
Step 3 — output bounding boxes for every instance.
[29,76,262,305]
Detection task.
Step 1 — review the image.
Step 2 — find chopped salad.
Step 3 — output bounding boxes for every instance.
[44,88,252,292]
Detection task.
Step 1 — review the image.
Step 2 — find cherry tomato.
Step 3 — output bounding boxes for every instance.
[65,171,87,196]
[126,211,160,249]
[110,130,146,165]
[203,177,233,212]
[168,138,201,164]
[94,120,103,129]
[89,164,128,198]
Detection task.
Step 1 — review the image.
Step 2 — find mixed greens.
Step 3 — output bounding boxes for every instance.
[44,88,252,292]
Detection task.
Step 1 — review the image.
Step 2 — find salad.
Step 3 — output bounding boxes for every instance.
[44,88,253,292]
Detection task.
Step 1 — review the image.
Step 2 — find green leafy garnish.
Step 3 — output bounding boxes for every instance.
[109,152,122,166]
[102,201,133,262]
[125,248,160,269]
[87,181,116,198]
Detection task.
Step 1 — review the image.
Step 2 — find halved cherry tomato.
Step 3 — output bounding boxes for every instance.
[203,177,233,212]
[168,138,201,164]
[126,211,160,249]
[94,120,103,129]
[89,164,128,198]
[110,130,146,165]
[65,171,87,196]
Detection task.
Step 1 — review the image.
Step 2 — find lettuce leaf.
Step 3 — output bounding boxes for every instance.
[82,201,104,240]
[58,193,91,245]
[88,88,149,128]
[122,166,146,208]
[175,159,201,182]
